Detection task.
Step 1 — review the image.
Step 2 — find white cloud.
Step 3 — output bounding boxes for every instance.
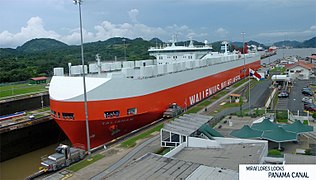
[256,25,316,41]
[128,9,139,24]
[216,27,229,38]
[0,16,209,48]
[0,16,60,48]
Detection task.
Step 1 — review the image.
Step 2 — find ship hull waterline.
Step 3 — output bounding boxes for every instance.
[50,60,261,149]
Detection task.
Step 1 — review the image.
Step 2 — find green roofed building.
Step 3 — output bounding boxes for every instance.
[199,124,223,138]
[251,118,279,131]
[282,120,314,134]
[230,125,263,139]
[262,127,297,150]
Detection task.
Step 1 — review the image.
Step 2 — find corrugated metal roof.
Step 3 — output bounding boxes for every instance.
[162,114,212,136]
[105,153,238,180]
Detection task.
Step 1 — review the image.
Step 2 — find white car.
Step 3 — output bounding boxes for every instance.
[302,97,313,104]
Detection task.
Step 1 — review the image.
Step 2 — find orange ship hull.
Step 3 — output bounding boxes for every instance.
[50,60,260,149]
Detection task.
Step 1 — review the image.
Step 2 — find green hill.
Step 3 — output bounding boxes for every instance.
[16,38,68,53]
[1,36,315,83]
[301,37,316,48]
[273,37,316,48]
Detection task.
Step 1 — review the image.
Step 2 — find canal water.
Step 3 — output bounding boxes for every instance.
[0,140,70,179]
[0,48,315,179]
[260,48,316,65]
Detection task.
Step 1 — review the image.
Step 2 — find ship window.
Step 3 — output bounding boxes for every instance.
[104,111,120,118]
[62,113,74,119]
[58,112,60,118]
[51,110,56,116]
[127,108,137,115]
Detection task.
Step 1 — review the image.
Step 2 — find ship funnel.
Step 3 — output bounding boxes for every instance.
[204,40,208,47]
[221,41,229,54]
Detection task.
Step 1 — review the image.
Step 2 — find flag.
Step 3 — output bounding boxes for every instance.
[249,68,261,81]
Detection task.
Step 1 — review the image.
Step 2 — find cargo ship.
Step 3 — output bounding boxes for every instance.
[49,40,261,149]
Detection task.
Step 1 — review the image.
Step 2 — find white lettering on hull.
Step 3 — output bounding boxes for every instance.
[188,75,241,105]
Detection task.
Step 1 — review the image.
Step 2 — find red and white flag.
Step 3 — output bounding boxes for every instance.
[249,68,261,81]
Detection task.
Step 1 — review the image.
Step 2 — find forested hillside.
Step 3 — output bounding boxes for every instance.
[1,36,315,83]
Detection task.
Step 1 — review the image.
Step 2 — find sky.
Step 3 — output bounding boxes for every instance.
[0,0,315,48]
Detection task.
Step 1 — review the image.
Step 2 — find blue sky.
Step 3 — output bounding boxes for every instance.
[0,0,315,48]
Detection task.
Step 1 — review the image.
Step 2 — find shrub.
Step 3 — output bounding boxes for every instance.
[268,149,281,156]
[305,149,312,155]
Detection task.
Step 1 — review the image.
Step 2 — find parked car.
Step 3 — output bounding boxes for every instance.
[304,102,315,110]
[278,92,289,98]
[302,97,313,104]
[302,89,314,96]
[305,103,316,112]
[302,87,311,92]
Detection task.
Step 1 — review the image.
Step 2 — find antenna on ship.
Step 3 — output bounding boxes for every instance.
[68,62,72,76]
[188,37,194,47]
[73,0,91,157]
[171,35,176,47]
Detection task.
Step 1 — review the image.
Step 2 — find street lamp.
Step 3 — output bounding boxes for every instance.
[73,0,91,155]
[241,32,251,112]
[241,32,246,80]
[122,38,127,61]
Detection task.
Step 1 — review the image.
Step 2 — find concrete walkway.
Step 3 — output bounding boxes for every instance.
[90,135,160,180]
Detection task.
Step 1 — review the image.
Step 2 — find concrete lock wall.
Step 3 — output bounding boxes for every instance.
[0,118,66,162]
[0,94,50,116]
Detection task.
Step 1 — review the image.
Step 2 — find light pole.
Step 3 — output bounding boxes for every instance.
[241,32,246,80]
[242,32,251,113]
[73,0,91,155]
[122,38,126,61]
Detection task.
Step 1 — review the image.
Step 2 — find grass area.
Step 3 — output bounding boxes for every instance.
[185,98,215,114]
[36,107,50,112]
[212,90,228,100]
[185,106,202,114]
[155,147,171,155]
[232,78,248,88]
[121,124,163,148]
[0,83,47,99]
[270,67,286,74]
[275,110,288,123]
[67,154,104,172]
